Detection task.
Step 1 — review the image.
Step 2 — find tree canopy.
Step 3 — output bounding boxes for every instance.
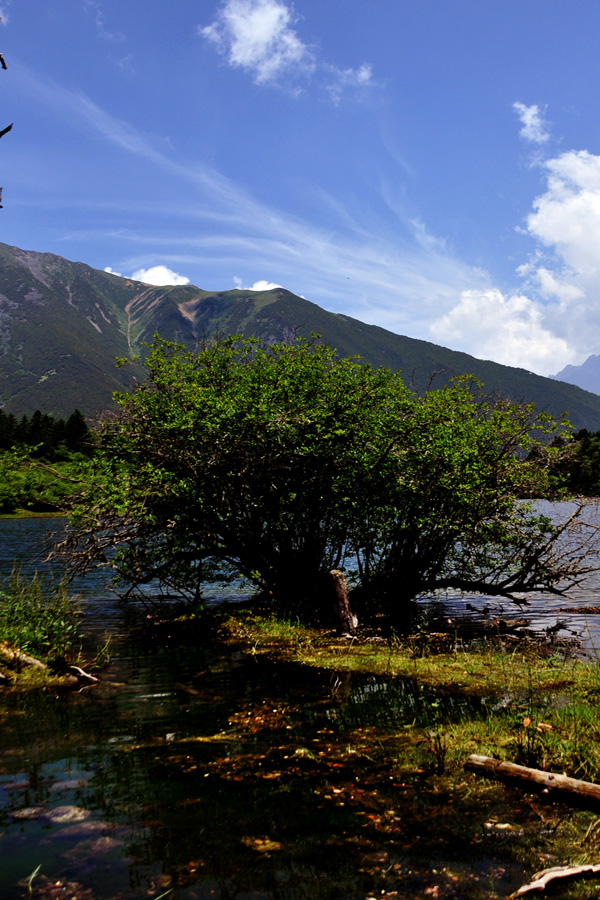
[63,336,597,625]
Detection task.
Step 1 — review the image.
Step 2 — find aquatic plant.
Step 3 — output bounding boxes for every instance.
[0,568,79,663]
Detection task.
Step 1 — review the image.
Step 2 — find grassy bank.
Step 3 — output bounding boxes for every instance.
[0,570,83,687]
[222,611,600,786]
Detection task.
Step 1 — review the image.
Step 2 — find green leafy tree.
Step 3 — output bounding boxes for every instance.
[352,379,584,613]
[63,336,594,624]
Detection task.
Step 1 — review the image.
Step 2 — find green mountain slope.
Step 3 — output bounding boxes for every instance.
[1,241,599,429]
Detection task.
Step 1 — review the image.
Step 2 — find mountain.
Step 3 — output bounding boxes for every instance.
[554,355,600,397]
[2,240,600,429]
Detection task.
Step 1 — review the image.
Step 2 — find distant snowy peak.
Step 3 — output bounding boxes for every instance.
[554,355,600,396]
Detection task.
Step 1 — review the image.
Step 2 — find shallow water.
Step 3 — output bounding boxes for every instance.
[1,513,600,899]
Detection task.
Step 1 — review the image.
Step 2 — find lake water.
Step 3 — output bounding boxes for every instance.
[1,511,600,900]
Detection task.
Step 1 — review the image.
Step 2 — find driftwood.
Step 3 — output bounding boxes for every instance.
[0,641,47,670]
[67,665,99,684]
[466,754,600,809]
[510,864,600,897]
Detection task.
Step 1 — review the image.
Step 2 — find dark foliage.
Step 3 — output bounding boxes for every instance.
[0,407,93,459]
[567,428,600,495]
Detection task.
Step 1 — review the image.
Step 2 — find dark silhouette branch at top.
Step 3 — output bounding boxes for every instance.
[1,28,9,208]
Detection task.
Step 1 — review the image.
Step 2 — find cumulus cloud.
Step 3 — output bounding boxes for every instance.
[449,143,600,374]
[526,150,600,274]
[512,148,600,360]
[130,265,191,286]
[200,0,313,85]
[234,276,282,290]
[431,141,600,374]
[433,137,600,375]
[513,102,550,144]
[200,0,373,98]
[249,279,281,290]
[430,288,572,373]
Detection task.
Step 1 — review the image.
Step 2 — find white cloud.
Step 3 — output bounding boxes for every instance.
[104,265,122,276]
[200,0,313,85]
[234,276,282,290]
[325,63,374,104]
[526,150,600,274]
[200,0,374,99]
[433,139,600,373]
[130,265,190,286]
[249,279,281,290]
[430,288,572,373]
[513,102,550,144]
[508,148,600,365]
[533,267,584,304]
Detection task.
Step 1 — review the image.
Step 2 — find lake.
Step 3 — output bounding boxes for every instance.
[2,511,600,900]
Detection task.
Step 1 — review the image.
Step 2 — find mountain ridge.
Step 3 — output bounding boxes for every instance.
[1,240,600,429]
[554,355,600,397]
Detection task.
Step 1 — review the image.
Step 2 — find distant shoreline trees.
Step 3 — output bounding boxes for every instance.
[0,409,93,514]
[0,408,92,459]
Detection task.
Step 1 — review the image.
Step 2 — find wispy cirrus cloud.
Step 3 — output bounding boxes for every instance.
[513,101,550,144]
[199,0,374,101]
[83,1,126,42]
[13,63,492,357]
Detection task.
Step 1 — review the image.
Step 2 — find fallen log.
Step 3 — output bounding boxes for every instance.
[510,864,600,897]
[465,754,600,809]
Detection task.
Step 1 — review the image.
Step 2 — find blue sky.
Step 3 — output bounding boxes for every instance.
[3,1,600,376]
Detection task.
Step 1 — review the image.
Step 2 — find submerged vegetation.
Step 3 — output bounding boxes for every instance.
[227,609,600,783]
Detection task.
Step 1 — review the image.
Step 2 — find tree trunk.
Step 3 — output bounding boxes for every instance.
[465,754,600,809]
[327,569,357,636]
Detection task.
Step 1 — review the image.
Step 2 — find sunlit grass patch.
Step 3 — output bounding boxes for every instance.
[224,610,600,786]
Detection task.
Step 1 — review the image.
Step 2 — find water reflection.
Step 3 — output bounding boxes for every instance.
[1,512,600,899]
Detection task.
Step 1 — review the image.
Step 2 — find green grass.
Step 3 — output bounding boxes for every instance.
[224,611,600,784]
[0,569,80,663]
